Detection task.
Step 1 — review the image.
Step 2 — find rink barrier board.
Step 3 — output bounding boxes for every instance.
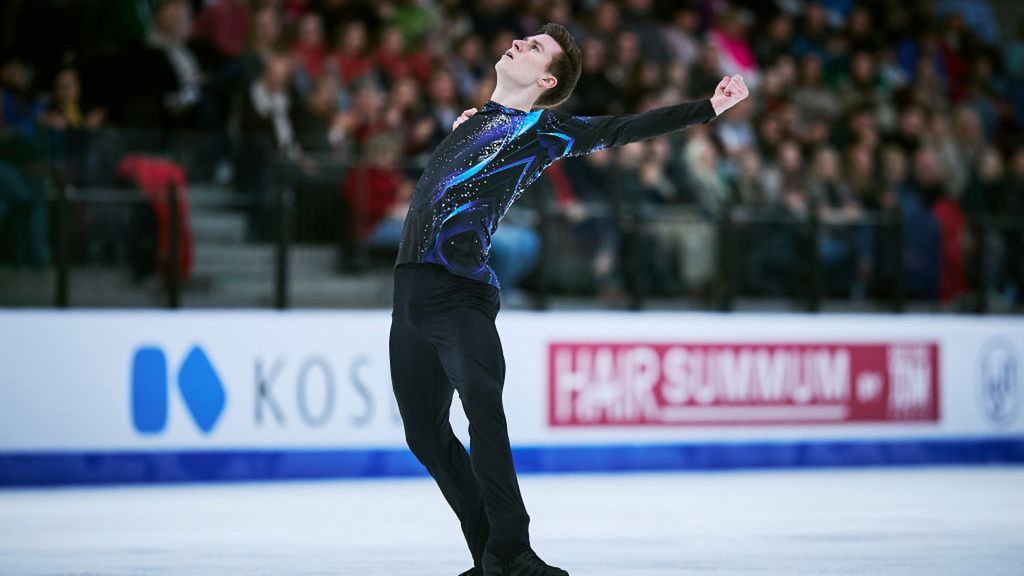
[2,437,1023,487]
[2,311,1023,486]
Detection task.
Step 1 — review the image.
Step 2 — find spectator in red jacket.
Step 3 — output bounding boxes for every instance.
[193,0,252,65]
[291,12,327,83]
[331,20,374,87]
[343,132,406,243]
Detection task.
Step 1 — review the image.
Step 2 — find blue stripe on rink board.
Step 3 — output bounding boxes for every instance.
[1,438,1023,487]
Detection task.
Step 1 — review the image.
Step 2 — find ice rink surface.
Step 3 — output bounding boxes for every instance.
[2,467,1023,576]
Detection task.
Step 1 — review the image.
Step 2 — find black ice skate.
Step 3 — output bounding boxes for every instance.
[482,548,569,576]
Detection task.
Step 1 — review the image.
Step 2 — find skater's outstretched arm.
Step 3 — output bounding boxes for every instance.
[547,74,750,158]
[451,74,750,158]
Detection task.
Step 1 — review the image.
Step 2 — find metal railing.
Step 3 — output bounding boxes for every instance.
[22,182,1024,313]
[3,126,1021,313]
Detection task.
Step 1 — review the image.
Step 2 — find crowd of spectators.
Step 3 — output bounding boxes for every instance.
[1,0,1022,309]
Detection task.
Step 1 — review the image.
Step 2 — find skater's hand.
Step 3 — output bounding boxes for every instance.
[709,74,749,116]
[452,107,478,130]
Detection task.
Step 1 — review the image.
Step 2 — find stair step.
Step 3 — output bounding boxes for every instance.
[188,184,246,209]
[0,264,395,308]
[190,211,247,243]
[192,243,338,278]
[0,268,56,306]
[206,271,393,307]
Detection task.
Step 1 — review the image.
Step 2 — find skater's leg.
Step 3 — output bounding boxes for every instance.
[450,309,531,562]
[410,278,531,561]
[390,281,490,566]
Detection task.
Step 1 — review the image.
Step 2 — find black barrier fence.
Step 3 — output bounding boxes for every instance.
[2,128,1021,312]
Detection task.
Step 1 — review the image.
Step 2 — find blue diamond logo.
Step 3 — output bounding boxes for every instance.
[177,346,227,434]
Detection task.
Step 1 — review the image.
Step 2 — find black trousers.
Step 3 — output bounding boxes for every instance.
[389,263,531,565]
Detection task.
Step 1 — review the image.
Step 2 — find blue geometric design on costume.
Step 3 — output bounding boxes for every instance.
[539,131,574,156]
[429,112,539,206]
[430,147,503,205]
[512,110,543,140]
[441,199,486,226]
[466,155,537,200]
[419,108,554,288]
[425,201,491,271]
[430,110,542,206]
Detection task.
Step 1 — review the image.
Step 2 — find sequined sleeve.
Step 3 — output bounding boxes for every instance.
[548,99,717,158]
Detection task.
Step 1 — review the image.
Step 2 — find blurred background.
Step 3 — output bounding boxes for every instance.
[1,0,1023,313]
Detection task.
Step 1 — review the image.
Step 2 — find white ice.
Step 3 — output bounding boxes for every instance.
[1,467,1023,576]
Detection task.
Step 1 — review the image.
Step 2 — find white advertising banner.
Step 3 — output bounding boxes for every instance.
[0,309,1019,479]
[1,311,1022,455]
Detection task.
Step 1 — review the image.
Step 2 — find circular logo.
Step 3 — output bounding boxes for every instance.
[976,338,1021,430]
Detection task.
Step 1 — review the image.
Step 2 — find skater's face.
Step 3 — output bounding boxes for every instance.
[495,34,562,92]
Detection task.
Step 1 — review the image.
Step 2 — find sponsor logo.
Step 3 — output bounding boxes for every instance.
[131,346,399,436]
[131,346,227,435]
[549,342,940,426]
[976,338,1021,430]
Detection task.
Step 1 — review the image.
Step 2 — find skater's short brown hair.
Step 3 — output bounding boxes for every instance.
[534,23,582,109]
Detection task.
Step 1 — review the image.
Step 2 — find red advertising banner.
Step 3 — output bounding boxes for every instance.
[548,342,939,426]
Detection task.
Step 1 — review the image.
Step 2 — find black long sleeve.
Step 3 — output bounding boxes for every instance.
[547,99,717,158]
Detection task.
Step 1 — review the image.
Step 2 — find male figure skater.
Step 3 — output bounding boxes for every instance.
[389,23,748,576]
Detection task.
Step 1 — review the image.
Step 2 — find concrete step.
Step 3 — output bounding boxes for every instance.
[8,264,1017,312]
[0,268,56,306]
[192,243,337,278]
[294,270,393,307]
[188,183,247,209]
[0,266,165,307]
[198,271,394,308]
[189,211,247,244]
[0,264,395,308]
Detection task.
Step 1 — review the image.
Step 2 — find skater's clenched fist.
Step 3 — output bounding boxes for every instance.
[709,74,749,116]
